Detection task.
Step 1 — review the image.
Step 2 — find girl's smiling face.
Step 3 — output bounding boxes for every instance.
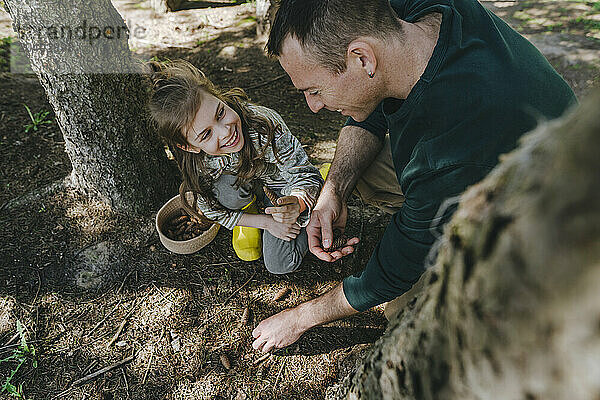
[183,91,244,156]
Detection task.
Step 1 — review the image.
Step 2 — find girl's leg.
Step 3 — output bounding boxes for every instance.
[212,173,253,210]
[213,174,262,261]
[257,185,307,273]
[262,228,308,274]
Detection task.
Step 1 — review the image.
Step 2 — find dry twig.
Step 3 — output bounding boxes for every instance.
[222,272,256,305]
[81,360,99,377]
[3,332,19,347]
[33,268,42,305]
[86,300,122,338]
[142,346,155,385]
[51,387,74,400]
[272,358,286,392]
[105,288,156,349]
[121,367,129,398]
[106,315,129,349]
[252,352,271,366]
[116,270,135,295]
[72,354,135,386]
[239,307,250,327]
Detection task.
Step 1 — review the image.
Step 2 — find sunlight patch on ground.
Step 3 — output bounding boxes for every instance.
[64,197,113,235]
[533,34,600,66]
[0,296,16,335]
[135,286,190,328]
[218,44,237,58]
[172,377,222,400]
[309,139,337,164]
[249,280,339,306]
[508,0,600,39]
[492,1,522,8]
[113,1,256,56]
[74,241,122,289]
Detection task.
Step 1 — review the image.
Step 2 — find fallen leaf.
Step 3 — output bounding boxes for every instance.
[272,287,290,302]
[220,353,231,370]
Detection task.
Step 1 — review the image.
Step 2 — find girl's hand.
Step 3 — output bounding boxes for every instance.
[266,216,301,241]
[265,196,301,224]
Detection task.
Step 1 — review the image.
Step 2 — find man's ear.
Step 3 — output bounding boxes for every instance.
[348,40,377,78]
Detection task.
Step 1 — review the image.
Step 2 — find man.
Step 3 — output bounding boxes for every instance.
[251,0,577,353]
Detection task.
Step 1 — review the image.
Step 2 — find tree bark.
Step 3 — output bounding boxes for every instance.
[150,0,183,13]
[328,91,600,400]
[5,0,178,213]
[256,0,275,37]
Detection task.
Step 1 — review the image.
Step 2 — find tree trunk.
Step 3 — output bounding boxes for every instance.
[256,0,275,37]
[328,91,600,400]
[150,0,183,13]
[5,0,178,213]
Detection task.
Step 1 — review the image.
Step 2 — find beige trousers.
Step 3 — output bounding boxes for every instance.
[353,134,425,321]
[353,134,405,214]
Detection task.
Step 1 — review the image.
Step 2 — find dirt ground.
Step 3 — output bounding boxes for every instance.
[0,1,598,399]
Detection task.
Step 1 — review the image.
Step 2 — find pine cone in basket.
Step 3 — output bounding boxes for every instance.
[166,209,212,241]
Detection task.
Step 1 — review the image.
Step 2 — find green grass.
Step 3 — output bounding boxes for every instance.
[513,2,600,36]
[546,22,565,31]
[567,63,599,70]
[23,104,52,133]
[572,15,600,31]
[1,321,37,399]
[514,10,533,22]
[0,37,13,68]
[237,15,257,26]
[581,18,600,30]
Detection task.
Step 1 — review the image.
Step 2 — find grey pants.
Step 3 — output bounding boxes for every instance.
[213,174,308,274]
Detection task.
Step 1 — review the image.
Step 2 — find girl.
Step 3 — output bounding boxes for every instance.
[147,60,323,274]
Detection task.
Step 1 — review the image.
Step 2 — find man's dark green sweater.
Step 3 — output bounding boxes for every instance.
[342,0,577,312]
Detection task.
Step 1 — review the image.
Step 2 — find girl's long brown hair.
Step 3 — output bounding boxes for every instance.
[147,60,280,212]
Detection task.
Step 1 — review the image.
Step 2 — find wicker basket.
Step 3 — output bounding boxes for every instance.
[156,192,220,254]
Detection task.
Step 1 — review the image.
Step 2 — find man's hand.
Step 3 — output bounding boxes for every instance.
[265,196,301,224]
[251,307,307,353]
[307,188,359,262]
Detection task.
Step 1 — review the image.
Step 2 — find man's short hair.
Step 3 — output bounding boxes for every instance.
[267,0,404,73]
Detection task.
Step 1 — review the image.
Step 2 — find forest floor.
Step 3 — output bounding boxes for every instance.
[0,1,598,399]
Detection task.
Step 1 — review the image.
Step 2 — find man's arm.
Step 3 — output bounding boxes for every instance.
[325,125,384,202]
[251,283,358,353]
[308,125,383,261]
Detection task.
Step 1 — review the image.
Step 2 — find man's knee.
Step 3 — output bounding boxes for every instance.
[353,185,404,214]
[353,134,404,214]
[383,271,429,320]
